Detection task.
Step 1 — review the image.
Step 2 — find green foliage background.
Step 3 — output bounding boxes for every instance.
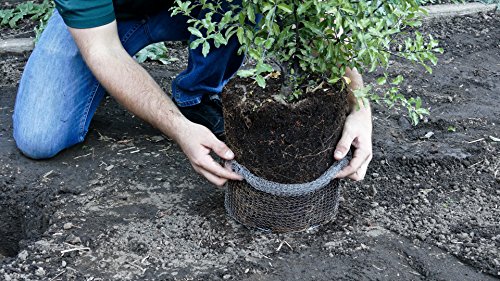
[0,0,53,41]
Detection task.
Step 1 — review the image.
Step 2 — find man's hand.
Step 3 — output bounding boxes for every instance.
[177,120,243,186]
[334,67,373,181]
[334,106,372,181]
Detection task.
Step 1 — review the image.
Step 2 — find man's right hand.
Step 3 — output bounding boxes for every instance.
[176,120,243,186]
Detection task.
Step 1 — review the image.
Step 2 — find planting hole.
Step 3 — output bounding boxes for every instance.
[0,205,24,257]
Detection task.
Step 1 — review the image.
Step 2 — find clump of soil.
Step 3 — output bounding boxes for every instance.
[223,77,348,183]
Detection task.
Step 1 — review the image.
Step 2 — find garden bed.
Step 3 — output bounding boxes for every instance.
[0,0,48,40]
[0,9,499,281]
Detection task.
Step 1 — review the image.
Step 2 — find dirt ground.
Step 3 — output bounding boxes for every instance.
[0,10,499,281]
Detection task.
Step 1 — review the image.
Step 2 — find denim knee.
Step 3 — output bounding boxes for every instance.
[13,127,64,160]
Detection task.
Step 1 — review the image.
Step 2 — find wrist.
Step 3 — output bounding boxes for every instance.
[349,103,372,129]
[162,114,191,144]
[349,99,371,113]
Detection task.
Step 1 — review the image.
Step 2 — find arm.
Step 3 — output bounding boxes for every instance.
[334,67,373,181]
[68,21,242,186]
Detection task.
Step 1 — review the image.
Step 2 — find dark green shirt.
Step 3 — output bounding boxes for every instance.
[54,0,174,29]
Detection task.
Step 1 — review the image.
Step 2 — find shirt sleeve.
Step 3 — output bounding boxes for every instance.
[54,0,116,29]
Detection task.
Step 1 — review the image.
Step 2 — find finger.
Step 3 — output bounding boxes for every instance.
[205,135,235,161]
[198,155,243,181]
[224,161,234,171]
[334,129,356,160]
[195,166,228,187]
[347,157,370,181]
[347,171,362,181]
[223,161,241,176]
[335,148,370,179]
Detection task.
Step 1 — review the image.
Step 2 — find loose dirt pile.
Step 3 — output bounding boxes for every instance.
[0,11,498,281]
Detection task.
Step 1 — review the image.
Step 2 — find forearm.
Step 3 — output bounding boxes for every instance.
[81,46,188,142]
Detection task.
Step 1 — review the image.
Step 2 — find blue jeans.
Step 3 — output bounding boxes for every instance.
[13,8,243,159]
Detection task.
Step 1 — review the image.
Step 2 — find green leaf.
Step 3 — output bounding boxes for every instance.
[237,69,256,78]
[254,37,266,46]
[272,23,280,35]
[214,33,228,46]
[236,27,245,44]
[376,77,387,85]
[9,13,23,28]
[423,64,433,74]
[410,111,419,125]
[297,2,312,15]
[277,3,293,14]
[188,27,203,38]
[303,21,323,36]
[202,41,210,57]
[248,48,260,60]
[415,97,422,108]
[328,77,340,84]
[340,7,355,14]
[256,62,274,74]
[247,5,255,24]
[429,54,438,66]
[264,38,274,50]
[190,38,204,49]
[391,75,404,85]
[255,75,266,88]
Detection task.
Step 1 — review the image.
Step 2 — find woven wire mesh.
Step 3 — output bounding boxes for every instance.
[225,160,346,233]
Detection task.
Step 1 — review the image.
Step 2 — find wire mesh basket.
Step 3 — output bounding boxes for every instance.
[225,179,341,233]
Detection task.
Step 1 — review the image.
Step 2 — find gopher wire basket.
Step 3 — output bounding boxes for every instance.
[225,158,349,233]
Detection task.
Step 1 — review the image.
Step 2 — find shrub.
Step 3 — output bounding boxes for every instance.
[172,0,444,124]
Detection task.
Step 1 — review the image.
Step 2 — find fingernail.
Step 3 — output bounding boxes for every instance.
[335,150,343,157]
[225,150,234,158]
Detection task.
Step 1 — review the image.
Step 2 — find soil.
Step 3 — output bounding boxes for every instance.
[223,78,348,183]
[0,10,499,281]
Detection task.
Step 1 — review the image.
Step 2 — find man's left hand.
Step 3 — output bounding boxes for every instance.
[334,106,373,181]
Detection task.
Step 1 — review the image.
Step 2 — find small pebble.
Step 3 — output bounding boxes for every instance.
[66,234,81,245]
[18,250,28,261]
[63,223,73,230]
[35,267,45,277]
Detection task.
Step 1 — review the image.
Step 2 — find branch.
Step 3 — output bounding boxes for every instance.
[292,0,301,74]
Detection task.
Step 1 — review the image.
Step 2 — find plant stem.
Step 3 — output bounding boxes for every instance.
[292,0,301,76]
